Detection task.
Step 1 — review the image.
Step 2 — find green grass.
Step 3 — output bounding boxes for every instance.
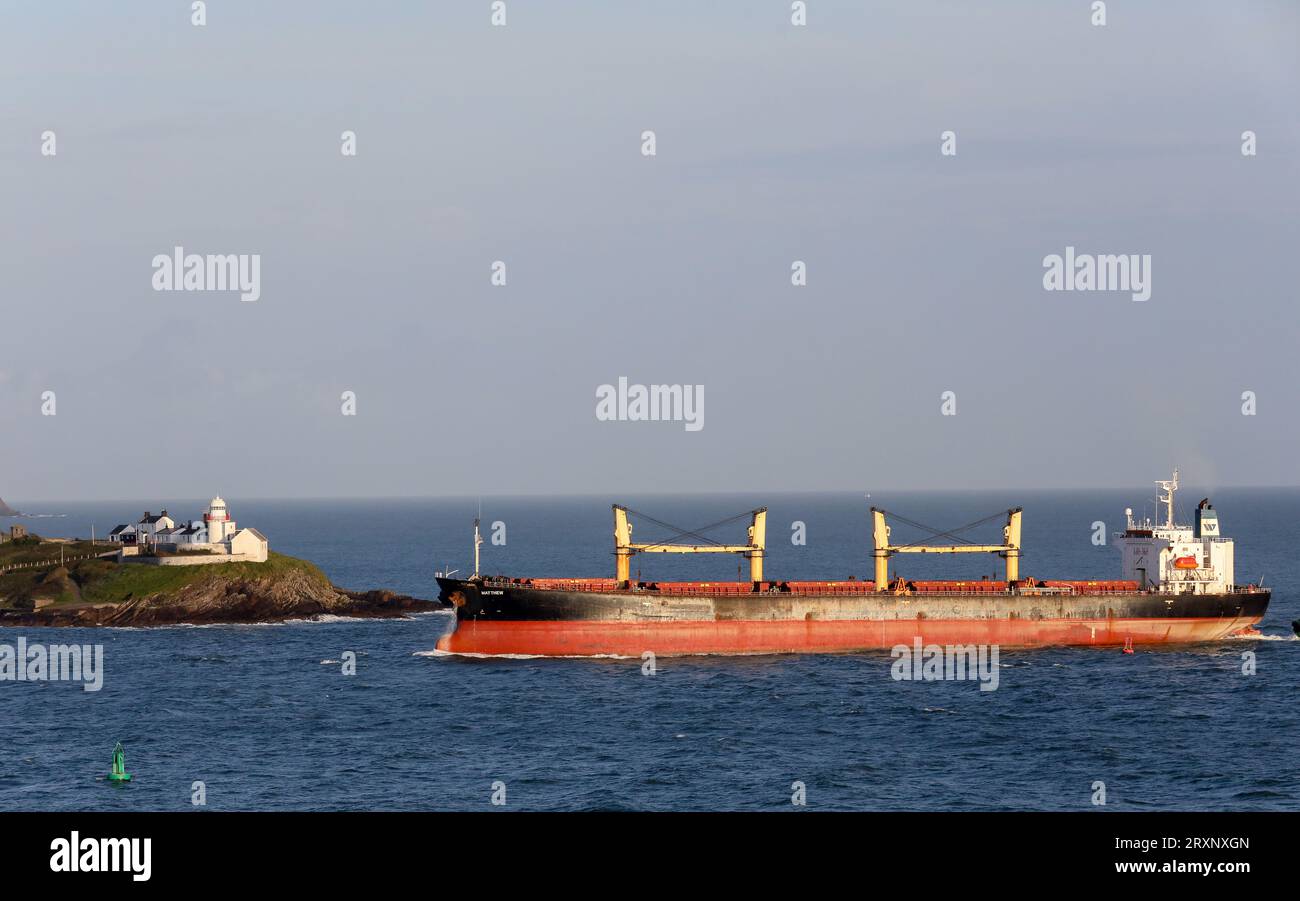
[0,550,328,609]
[46,588,81,607]
[80,552,329,604]
[0,571,42,609]
[0,538,108,566]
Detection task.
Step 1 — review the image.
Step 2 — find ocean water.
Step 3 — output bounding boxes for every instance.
[1,489,1297,811]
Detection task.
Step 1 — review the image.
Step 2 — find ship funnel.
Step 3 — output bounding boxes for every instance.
[1195,499,1219,538]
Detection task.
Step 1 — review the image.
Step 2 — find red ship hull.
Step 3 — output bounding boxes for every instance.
[434,578,1270,657]
[436,616,1263,657]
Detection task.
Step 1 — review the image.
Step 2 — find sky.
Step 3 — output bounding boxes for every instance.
[1,1,1297,502]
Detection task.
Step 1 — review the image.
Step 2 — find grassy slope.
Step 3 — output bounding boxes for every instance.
[81,552,331,604]
[0,538,105,565]
[1,547,330,609]
[1,539,107,607]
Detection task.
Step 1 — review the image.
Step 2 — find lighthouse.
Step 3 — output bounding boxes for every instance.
[203,496,236,543]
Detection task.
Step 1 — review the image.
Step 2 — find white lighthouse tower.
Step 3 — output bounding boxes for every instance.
[204,496,236,544]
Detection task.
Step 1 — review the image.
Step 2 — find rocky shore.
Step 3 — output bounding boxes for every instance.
[0,542,441,627]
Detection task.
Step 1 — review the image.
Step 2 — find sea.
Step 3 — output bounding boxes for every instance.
[1,489,1296,811]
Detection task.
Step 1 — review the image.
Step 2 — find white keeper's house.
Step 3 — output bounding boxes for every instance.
[109,496,268,563]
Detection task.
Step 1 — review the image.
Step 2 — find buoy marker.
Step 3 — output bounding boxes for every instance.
[108,741,131,783]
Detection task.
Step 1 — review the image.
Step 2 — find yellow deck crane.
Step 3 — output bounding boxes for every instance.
[871,506,1023,590]
[613,505,767,584]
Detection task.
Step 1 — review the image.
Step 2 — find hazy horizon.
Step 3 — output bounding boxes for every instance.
[8,482,1300,510]
[3,2,1297,503]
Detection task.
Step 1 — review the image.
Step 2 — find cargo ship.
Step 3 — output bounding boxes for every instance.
[434,471,1270,656]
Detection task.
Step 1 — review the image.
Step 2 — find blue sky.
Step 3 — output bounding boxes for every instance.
[1,1,1297,500]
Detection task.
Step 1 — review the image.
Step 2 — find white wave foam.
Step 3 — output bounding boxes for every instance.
[103,610,440,630]
[413,648,635,660]
[107,620,293,631]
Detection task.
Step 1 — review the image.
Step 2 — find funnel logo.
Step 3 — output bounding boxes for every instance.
[50,832,151,882]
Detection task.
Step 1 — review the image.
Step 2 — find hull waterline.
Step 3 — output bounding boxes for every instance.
[434,578,1270,657]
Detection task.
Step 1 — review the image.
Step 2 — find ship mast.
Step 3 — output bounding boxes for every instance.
[472,501,484,579]
[1156,468,1179,529]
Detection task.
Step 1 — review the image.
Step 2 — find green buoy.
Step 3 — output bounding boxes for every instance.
[108,741,131,783]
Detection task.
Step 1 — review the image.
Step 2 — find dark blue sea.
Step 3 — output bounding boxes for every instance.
[2,490,1296,811]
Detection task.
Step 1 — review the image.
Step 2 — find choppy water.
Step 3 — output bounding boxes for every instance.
[1,490,1296,810]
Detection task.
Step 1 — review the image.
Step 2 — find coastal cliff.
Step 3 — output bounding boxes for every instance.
[0,539,438,627]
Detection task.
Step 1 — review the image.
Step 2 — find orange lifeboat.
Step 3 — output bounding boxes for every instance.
[1173,555,1199,570]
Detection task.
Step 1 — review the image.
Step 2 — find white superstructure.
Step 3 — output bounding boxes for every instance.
[1114,469,1236,594]
[110,495,267,564]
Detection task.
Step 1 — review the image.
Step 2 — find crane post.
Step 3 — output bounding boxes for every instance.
[613,505,633,583]
[871,507,891,590]
[1003,508,1022,582]
[748,508,767,582]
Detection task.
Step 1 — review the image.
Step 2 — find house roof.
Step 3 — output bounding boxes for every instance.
[139,514,171,524]
[180,526,204,536]
[109,524,133,535]
[237,527,268,542]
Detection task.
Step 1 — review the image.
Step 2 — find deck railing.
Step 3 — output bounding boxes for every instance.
[478,578,1158,598]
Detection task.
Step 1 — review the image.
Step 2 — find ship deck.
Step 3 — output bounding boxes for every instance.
[481,577,1154,597]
